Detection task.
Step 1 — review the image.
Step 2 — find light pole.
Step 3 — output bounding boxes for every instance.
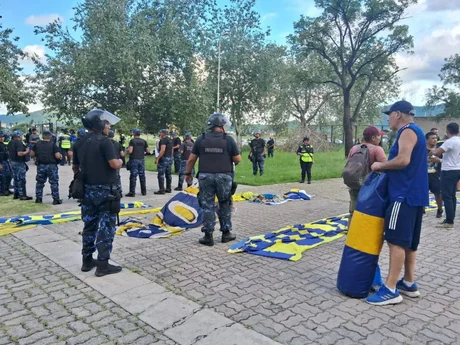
[217,32,229,113]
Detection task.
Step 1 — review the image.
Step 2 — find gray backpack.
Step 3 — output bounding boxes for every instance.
[343,144,371,189]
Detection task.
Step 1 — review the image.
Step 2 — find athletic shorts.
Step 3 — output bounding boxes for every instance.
[384,201,424,251]
[428,174,441,195]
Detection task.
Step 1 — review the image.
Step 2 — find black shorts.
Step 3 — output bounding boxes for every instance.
[384,201,423,251]
[428,174,441,194]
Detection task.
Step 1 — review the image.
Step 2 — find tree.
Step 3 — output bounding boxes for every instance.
[0,16,34,114]
[426,54,460,118]
[206,0,284,145]
[270,54,339,129]
[34,0,216,133]
[290,0,414,156]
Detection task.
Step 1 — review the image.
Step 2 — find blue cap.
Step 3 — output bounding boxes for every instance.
[42,130,52,136]
[133,128,141,135]
[160,129,168,134]
[383,100,415,116]
[184,132,191,138]
[13,130,24,137]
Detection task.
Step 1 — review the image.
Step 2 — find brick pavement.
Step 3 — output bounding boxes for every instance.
[2,170,460,344]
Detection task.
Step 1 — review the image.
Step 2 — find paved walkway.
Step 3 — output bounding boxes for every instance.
[1,165,460,344]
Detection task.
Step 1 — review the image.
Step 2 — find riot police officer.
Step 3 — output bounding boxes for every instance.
[296,137,314,184]
[108,130,124,196]
[118,129,127,167]
[172,132,182,174]
[72,109,123,276]
[155,129,173,194]
[249,130,266,176]
[8,130,32,200]
[126,129,150,196]
[58,129,72,166]
[31,130,63,204]
[175,132,194,191]
[0,132,12,196]
[185,113,242,246]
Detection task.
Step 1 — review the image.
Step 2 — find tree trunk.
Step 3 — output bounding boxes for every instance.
[343,90,353,157]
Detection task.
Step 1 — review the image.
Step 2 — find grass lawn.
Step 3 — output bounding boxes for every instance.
[145,150,346,186]
[0,197,52,218]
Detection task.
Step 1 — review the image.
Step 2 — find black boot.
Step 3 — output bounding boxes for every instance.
[95,260,122,277]
[199,232,214,246]
[126,181,136,197]
[154,181,165,195]
[35,197,42,203]
[13,194,19,200]
[19,196,32,201]
[81,256,97,272]
[140,181,147,196]
[165,180,172,193]
[221,231,236,243]
[174,186,183,191]
[53,199,62,205]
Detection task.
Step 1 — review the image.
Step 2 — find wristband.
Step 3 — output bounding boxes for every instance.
[185,172,192,176]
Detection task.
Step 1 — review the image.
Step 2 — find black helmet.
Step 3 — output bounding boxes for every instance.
[108,130,115,138]
[82,109,120,131]
[207,113,230,131]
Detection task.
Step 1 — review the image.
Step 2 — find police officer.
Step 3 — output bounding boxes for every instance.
[185,113,242,246]
[296,136,314,184]
[31,131,63,204]
[108,130,125,196]
[249,130,266,176]
[125,129,149,197]
[155,129,173,194]
[58,129,72,166]
[267,137,275,158]
[8,130,32,200]
[118,129,127,167]
[172,132,182,174]
[0,132,12,196]
[175,132,194,191]
[72,109,123,276]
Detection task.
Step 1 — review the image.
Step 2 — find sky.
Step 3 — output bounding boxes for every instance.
[1,0,460,114]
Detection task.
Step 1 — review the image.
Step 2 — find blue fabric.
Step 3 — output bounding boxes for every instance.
[355,172,388,218]
[35,164,60,199]
[387,123,429,206]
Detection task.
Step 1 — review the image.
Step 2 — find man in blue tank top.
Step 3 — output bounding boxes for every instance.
[366,100,429,306]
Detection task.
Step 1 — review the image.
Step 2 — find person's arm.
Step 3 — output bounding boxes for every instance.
[127,139,134,155]
[145,141,151,155]
[53,144,63,160]
[371,129,416,171]
[16,142,30,156]
[72,146,80,174]
[173,140,181,150]
[30,144,36,158]
[296,146,302,155]
[263,140,267,155]
[229,138,242,164]
[432,140,450,157]
[102,139,122,170]
[185,153,198,176]
[156,143,166,164]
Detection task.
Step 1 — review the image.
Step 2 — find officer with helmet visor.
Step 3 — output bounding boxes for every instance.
[72,109,123,277]
[185,113,242,246]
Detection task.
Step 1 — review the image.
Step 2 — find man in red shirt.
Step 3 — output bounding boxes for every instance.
[347,126,387,215]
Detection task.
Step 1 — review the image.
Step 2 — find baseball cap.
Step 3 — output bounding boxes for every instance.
[363,126,385,138]
[382,100,415,115]
[160,129,168,134]
[42,130,52,136]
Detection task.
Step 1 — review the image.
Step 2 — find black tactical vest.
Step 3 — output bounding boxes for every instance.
[35,141,57,164]
[0,142,8,161]
[198,133,232,174]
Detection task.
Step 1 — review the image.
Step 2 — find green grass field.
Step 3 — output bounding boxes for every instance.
[0,198,52,217]
[145,150,346,186]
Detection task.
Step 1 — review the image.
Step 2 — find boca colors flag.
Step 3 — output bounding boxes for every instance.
[337,172,388,298]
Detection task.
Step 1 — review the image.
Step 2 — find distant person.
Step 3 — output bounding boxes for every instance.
[430,122,460,229]
[267,137,275,158]
[58,129,72,166]
[296,137,314,184]
[249,131,266,176]
[366,100,428,306]
[345,126,387,216]
[0,132,12,196]
[155,129,173,194]
[31,130,62,205]
[28,128,40,146]
[430,127,440,141]
[425,132,443,218]
[126,129,150,197]
[175,133,194,191]
[8,130,32,200]
[108,130,125,196]
[172,132,182,174]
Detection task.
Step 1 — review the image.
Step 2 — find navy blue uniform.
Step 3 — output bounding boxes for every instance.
[32,140,61,200]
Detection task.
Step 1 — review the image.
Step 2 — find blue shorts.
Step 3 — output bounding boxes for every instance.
[384,201,424,251]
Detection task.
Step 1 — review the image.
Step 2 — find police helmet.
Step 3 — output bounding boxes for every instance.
[207,113,230,131]
[13,130,24,138]
[77,128,86,138]
[133,128,141,135]
[108,130,115,138]
[82,109,120,131]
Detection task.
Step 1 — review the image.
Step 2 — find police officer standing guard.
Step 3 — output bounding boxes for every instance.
[297,136,314,184]
[249,130,266,176]
[125,129,150,197]
[185,113,241,246]
[0,132,12,196]
[73,109,123,276]
[172,132,182,174]
[175,132,194,191]
[31,131,63,205]
[267,137,275,158]
[155,129,173,194]
[8,130,32,200]
[58,129,72,166]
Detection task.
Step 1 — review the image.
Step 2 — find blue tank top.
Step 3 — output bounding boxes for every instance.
[387,123,429,206]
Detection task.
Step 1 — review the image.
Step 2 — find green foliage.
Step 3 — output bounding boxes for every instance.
[290,0,415,155]
[0,16,35,114]
[426,54,460,118]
